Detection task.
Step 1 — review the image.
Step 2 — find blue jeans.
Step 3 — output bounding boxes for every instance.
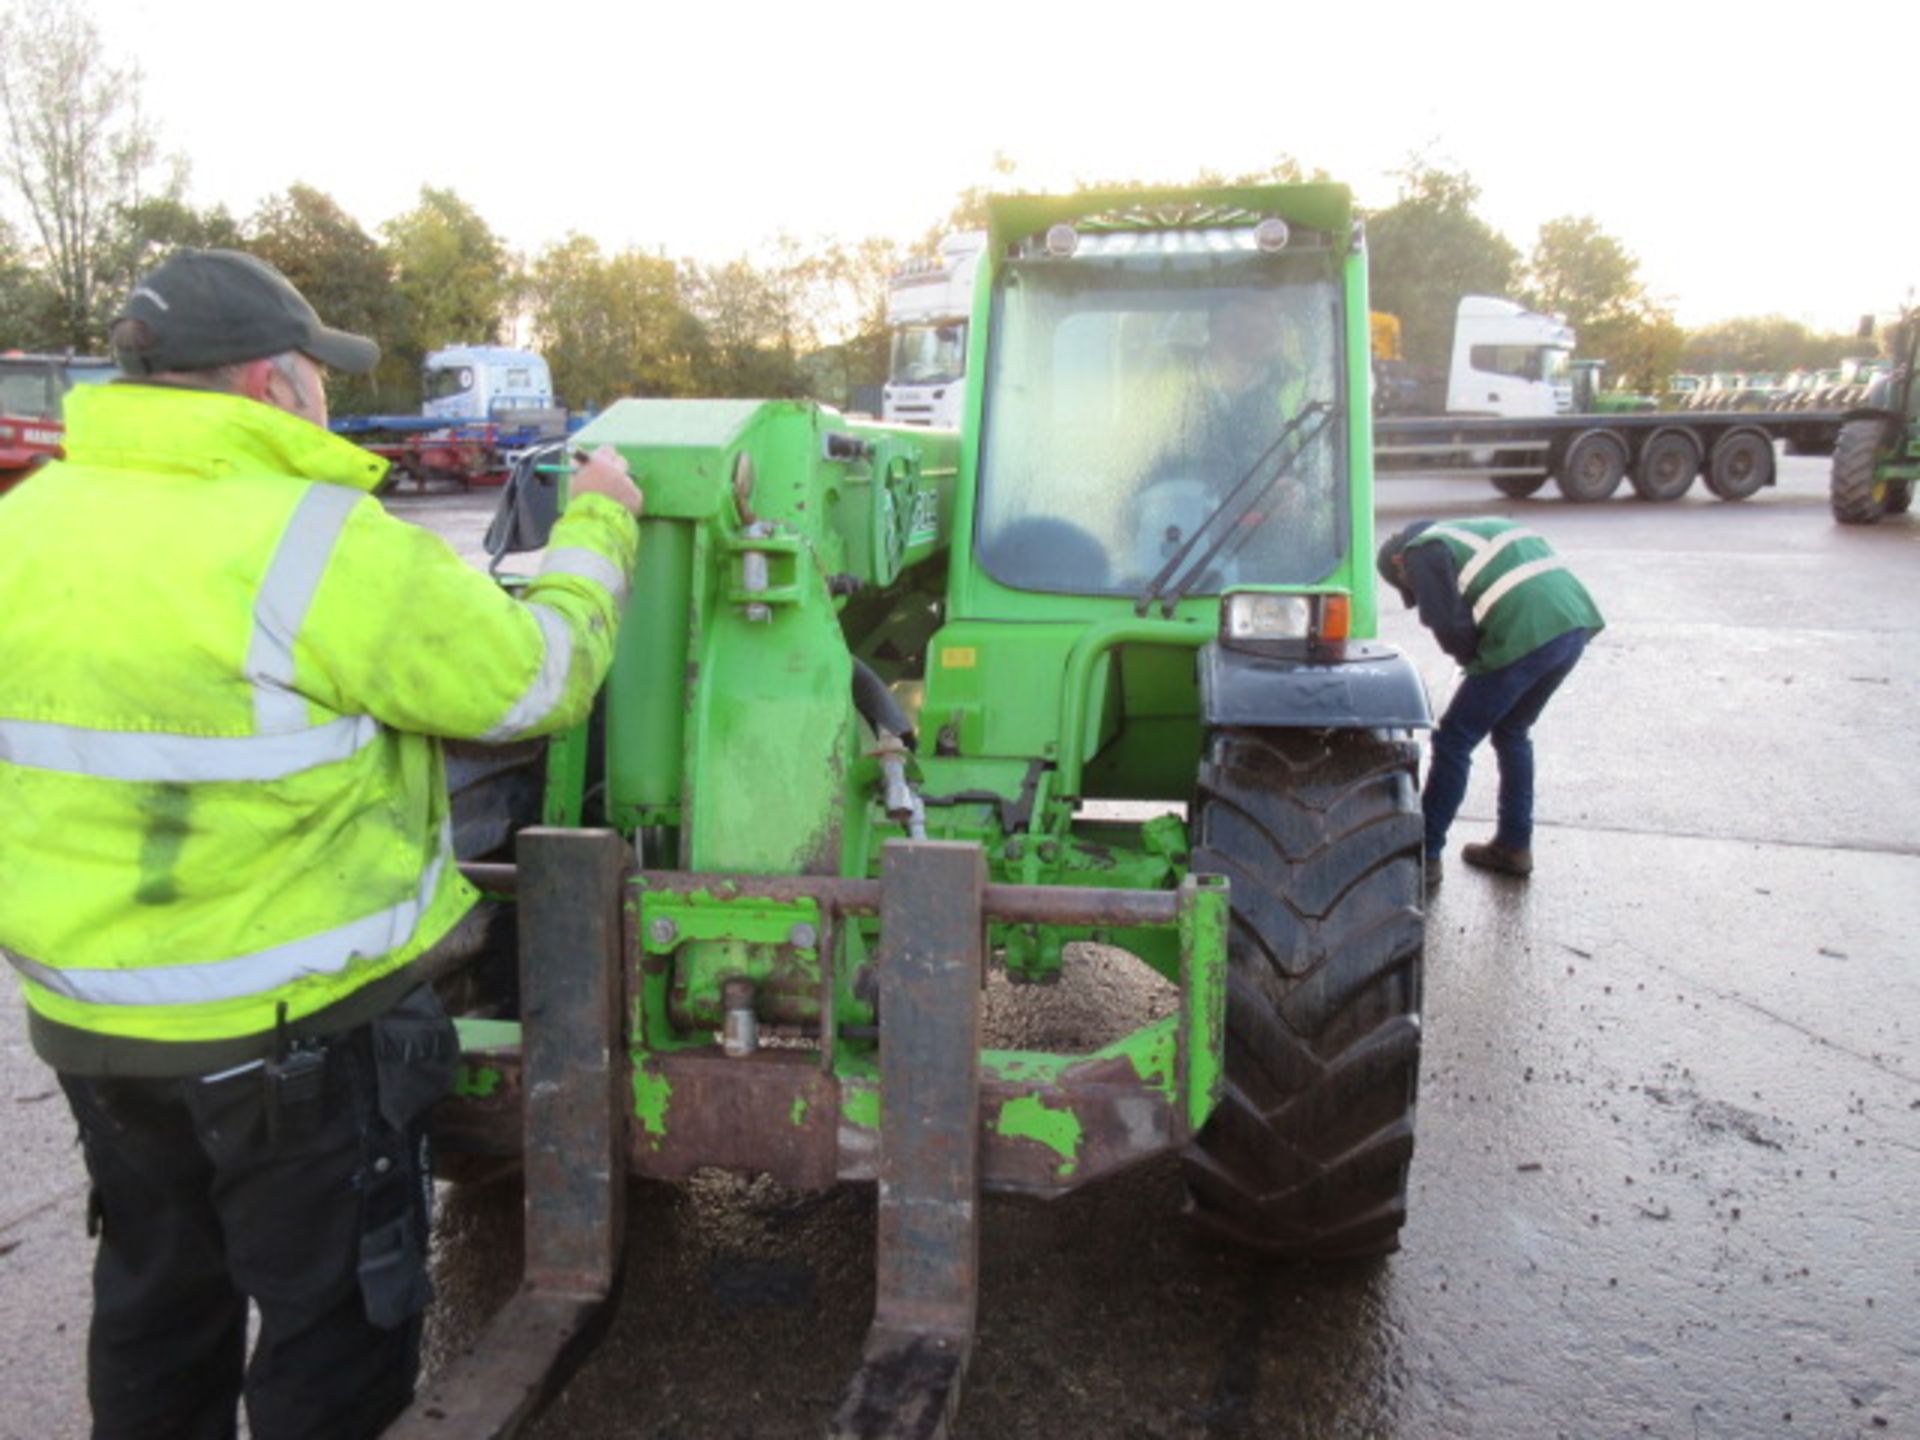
[1423,627,1590,857]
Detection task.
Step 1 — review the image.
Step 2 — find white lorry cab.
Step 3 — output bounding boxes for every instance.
[421,345,556,425]
[1445,296,1575,418]
[881,232,985,429]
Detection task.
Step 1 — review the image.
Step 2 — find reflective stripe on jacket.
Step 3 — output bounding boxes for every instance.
[1409,518,1604,673]
[0,383,637,1054]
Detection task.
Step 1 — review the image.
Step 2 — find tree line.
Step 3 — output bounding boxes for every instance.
[1365,165,1882,389]
[0,0,1881,419]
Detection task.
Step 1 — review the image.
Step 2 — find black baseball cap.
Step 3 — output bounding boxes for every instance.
[111,249,379,376]
[1376,520,1433,608]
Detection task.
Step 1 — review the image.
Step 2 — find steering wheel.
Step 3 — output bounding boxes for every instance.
[1130,475,1218,587]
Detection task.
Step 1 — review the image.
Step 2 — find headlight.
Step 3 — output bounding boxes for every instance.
[1220,591,1352,649]
[1222,592,1310,640]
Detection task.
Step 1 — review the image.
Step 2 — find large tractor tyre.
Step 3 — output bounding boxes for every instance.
[1555,429,1628,502]
[1704,428,1775,501]
[1185,728,1425,1261]
[1630,429,1701,501]
[1830,418,1894,525]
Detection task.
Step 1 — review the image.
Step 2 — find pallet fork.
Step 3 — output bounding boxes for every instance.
[393,831,1220,1439]
[391,830,629,1437]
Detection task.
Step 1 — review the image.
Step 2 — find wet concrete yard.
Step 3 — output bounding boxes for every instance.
[3,454,1915,1438]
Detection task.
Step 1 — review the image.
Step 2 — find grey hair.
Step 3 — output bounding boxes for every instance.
[132,350,309,400]
[266,351,313,408]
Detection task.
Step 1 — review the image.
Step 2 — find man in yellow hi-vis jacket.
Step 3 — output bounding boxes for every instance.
[0,249,642,1438]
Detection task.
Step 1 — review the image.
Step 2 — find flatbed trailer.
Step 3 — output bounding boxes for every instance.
[1374,408,1847,502]
[331,412,572,492]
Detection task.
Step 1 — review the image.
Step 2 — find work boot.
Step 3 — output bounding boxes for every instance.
[1462,841,1533,877]
[1424,853,1443,896]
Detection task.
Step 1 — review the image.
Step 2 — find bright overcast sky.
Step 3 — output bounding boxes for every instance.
[82,0,1916,334]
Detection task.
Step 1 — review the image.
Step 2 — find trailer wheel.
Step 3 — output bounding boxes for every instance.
[1787,432,1836,458]
[1555,429,1628,502]
[1490,471,1549,499]
[1489,449,1549,498]
[1704,428,1775,501]
[1631,428,1700,501]
[1830,418,1894,524]
[1184,728,1424,1260]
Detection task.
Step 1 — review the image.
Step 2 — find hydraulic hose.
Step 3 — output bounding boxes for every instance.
[851,658,916,750]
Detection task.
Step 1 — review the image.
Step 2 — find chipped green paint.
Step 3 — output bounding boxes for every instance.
[632,1067,673,1149]
[1180,873,1231,1132]
[790,1095,810,1127]
[453,1064,502,1099]
[1125,1020,1179,1098]
[980,1049,1072,1085]
[994,1093,1083,1176]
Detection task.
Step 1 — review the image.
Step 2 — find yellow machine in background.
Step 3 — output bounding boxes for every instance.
[1370,310,1403,362]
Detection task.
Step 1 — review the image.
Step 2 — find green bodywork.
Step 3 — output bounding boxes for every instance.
[477,184,1381,1186]
[1573,358,1655,414]
[1866,318,1920,484]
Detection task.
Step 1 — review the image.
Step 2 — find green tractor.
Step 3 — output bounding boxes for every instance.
[405,183,1431,1438]
[1831,308,1920,524]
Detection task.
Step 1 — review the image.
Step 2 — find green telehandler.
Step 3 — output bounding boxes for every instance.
[1831,307,1920,524]
[396,183,1432,1439]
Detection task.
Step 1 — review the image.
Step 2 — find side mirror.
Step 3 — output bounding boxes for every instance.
[1857,314,1876,340]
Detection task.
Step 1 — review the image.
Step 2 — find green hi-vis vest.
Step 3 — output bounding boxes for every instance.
[1409,518,1604,674]
[0,384,637,1056]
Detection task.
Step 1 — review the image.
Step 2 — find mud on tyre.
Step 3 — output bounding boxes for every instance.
[1184,728,1425,1260]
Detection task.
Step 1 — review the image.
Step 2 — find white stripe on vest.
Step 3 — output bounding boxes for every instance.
[0,713,379,782]
[481,602,576,742]
[1472,556,1565,624]
[2,484,378,783]
[3,824,455,1007]
[541,546,630,608]
[1455,526,1538,591]
[248,484,363,732]
[1422,524,1555,617]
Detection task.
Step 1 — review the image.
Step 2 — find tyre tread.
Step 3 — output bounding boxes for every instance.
[1183,728,1424,1260]
[1831,418,1891,524]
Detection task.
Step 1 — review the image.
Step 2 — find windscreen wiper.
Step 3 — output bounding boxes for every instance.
[1135,400,1338,617]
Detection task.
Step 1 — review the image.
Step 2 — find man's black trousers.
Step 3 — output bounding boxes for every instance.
[57,990,455,1440]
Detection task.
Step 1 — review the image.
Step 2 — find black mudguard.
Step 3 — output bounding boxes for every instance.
[1197,640,1432,730]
